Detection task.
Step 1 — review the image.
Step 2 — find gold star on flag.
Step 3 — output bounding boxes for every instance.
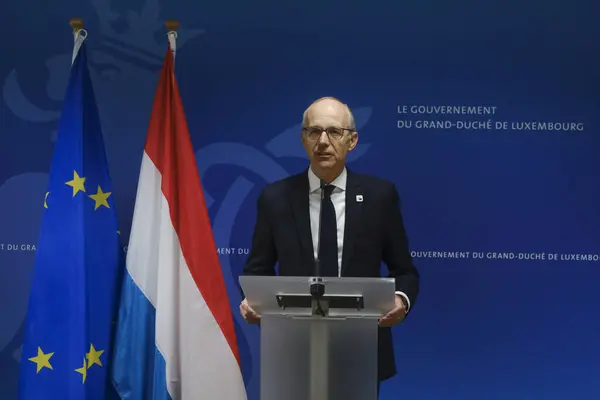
[28,346,54,373]
[65,170,86,197]
[86,344,104,369]
[89,186,111,210]
[75,358,87,383]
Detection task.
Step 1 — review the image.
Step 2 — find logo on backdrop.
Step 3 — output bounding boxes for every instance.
[409,250,599,262]
[1,0,204,213]
[396,104,586,132]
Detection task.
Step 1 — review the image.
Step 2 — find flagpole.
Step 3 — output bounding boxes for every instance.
[165,19,179,62]
[69,17,87,64]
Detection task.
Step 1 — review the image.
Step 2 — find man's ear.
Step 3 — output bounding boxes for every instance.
[348,132,358,151]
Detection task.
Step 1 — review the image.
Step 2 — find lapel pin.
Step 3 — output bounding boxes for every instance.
[356,195,363,202]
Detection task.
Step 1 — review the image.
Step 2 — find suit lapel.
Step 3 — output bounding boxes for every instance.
[341,171,362,275]
[290,171,315,271]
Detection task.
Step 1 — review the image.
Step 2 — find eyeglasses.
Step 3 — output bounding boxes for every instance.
[302,126,354,140]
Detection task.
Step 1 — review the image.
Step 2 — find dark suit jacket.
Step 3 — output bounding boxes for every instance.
[242,168,419,381]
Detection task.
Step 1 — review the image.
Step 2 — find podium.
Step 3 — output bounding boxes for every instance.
[239,275,395,400]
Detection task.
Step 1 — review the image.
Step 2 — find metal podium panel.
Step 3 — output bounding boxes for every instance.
[240,275,396,317]
[260,315,378,400]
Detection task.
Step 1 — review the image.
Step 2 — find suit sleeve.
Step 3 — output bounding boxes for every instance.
[382,184,420,312]
[242,189,278,278]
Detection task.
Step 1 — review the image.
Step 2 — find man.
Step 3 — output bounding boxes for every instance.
[239,96,419,394]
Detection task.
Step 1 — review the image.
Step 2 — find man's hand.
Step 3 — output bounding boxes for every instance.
[378,295,407,327]
[239,298,261,324]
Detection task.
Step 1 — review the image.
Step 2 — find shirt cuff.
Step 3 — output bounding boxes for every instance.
[395,291,410,313]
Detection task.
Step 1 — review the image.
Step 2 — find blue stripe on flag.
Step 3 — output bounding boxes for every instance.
[111,272,172,400]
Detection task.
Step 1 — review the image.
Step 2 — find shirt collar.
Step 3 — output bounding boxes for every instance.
[308,166,347,193]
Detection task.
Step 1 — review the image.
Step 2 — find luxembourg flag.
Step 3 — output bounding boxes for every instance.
[110,32,247,399]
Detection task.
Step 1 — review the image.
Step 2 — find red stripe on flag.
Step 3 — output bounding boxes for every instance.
[144,47,241,367]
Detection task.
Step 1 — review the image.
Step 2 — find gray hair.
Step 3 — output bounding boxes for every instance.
[302,96,356,130]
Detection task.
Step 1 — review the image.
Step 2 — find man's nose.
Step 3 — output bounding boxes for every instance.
[317,131,331,145]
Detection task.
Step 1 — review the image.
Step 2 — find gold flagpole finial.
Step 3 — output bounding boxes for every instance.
[165,20,180,32]
[69,18,85,33]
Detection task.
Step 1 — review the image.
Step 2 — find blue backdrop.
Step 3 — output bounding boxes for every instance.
[1,0,600,398]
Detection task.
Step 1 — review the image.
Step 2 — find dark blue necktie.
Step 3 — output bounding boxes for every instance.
[319,185,338,277]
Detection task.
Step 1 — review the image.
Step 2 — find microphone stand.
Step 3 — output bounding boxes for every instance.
[310,180,326,316]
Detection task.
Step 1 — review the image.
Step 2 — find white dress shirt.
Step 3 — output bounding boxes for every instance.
[307,167,411,312]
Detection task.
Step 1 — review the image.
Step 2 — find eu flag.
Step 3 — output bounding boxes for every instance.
[18,40,122,399]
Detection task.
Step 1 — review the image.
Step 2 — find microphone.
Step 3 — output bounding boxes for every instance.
[310,180,327,302]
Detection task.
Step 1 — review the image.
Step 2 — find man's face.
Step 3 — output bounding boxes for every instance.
[301,100,358,173]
